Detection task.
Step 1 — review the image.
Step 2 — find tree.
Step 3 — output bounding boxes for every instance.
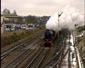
[3,8,10,15]
[25,15,38,24]
[12,10,17,15]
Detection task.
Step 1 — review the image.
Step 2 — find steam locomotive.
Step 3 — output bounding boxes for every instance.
[43,29,57,47]
[43,28,70,47]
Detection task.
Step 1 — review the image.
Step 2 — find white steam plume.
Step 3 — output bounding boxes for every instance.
[46,6,84,32]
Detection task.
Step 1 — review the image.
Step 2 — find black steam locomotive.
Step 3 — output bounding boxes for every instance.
[43,29,57,47]
[43,28,70,47]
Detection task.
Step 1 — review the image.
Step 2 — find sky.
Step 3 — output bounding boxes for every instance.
[1,0,85,16]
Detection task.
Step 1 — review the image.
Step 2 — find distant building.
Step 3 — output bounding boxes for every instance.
[1,8,24,32]
[2,8,20,24]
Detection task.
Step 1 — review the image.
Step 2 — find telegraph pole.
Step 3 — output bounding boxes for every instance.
[58,12,63,42]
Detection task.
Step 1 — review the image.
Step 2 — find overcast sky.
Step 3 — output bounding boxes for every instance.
[1,0,84,16]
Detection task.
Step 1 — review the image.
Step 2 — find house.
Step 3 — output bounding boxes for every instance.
[1,8,23,32]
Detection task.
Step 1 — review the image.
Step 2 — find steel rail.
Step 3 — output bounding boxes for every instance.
[36,48,50,68]
[4,42,41,68]
[1,31,43,61]
[1,30,44,55]
[25,48,44,68]
[26,48,49,68]
[43,44,65,68]
[2,39,42,68]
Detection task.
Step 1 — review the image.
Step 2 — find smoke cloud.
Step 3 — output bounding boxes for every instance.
[46,6,84,32]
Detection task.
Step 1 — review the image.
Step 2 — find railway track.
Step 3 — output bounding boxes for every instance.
[1,30,44,53]
[1,30,44,68]
[15,47,45,68]
[43,38,67,68]
[1,40,42,68]
[8,37,61,68]
[1,29,71,68]
[1,30,44,60]
[39,47,57,68]
[26,48,50,68]
[1,37,42,61]
[55,48,69,68]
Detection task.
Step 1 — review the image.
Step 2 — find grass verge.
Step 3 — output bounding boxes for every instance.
[1,28,43,48]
